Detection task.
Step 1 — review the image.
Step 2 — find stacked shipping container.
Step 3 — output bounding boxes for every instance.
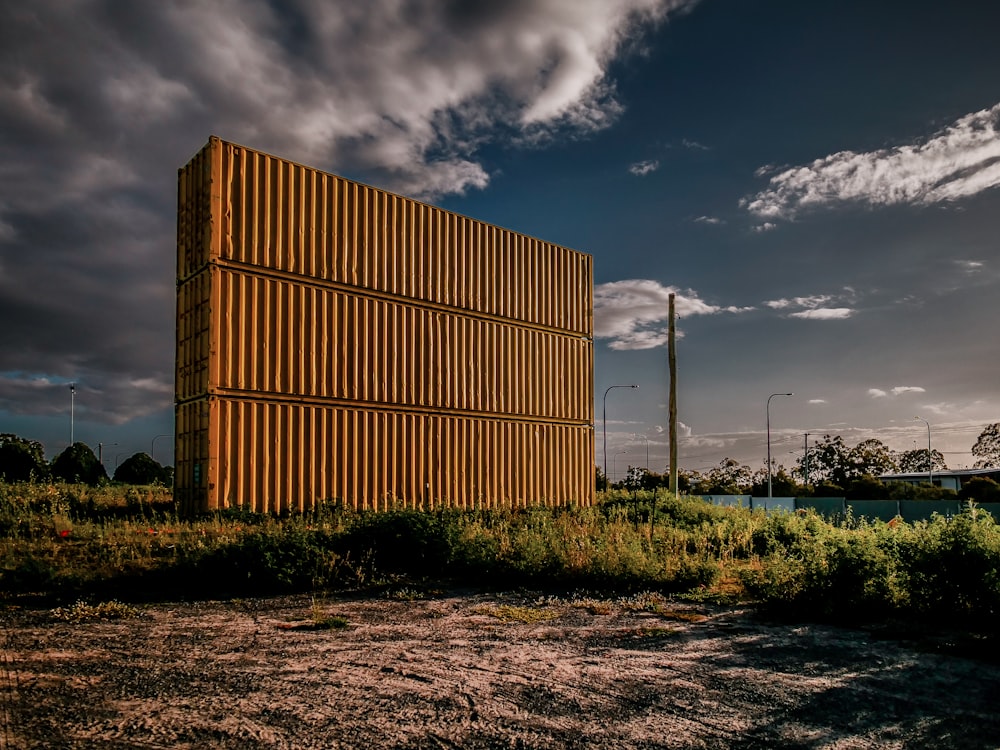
[176,136,594,513]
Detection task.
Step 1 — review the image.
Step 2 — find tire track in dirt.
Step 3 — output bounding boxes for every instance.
[0,615,22,750]
[4,594,1000,748]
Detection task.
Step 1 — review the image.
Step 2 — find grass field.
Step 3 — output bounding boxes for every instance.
[2,483,999,627]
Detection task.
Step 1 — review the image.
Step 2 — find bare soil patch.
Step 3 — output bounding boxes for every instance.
[2,591,1000,749]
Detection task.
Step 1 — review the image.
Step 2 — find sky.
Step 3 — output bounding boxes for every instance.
[1,0,998,480]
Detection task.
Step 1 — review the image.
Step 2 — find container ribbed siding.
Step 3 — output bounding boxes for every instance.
[175,136,594,513]
[208,399,593,513]
[211,267,592,421]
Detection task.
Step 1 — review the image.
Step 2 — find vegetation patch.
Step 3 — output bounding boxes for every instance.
[3,482,1000,631]
[474,604,561,624]
[50,599,141,623]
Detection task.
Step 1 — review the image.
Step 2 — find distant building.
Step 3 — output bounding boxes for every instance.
[878,468,1000,492]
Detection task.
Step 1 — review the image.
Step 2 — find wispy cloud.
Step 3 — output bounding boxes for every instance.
[694,215,723,224]
[870,386,927,399]
[752,222,777,232]
[629,159,660,176]
[742,102,1000,219]
[956,259,985,271]
[765,293,856,320]
[808,399,828,404]
[892,386,926,396]
[790,308,854,320]
[682,138,709,150]
[766,295,832,310]
[594,279,751,350]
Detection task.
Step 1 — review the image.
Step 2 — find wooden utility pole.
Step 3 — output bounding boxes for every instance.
[668,293,678,497]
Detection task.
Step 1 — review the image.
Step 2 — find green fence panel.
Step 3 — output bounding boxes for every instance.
[756,497,796,513]
[977,503,1000,521]
[899,500,962,522]
[795,497,846,517]
[847,500,899,522]
[699,495,751,508]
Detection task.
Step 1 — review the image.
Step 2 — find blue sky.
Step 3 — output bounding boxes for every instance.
[1,0,997,478]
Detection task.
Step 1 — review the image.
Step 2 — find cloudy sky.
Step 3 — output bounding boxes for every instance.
[1,0,997,477]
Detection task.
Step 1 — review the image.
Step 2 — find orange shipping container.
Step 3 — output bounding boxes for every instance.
[176,137,594,513]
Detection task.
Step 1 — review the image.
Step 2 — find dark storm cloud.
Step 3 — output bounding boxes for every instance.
[0,0,696,425]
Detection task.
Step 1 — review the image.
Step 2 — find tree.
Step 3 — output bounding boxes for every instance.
[798,435,897,487]
[595,465,608,492]
[749,463,801,497]
[896,448,947,473]
[622,466,646,492]
[958,477,1000,503]
[972,423,1000,468]
[798,435,852,487]
[0,433,48,482]
[113,452,169,485]
[848,439,897,478]
[701,457,753,494]
[845,474,891,500]
[50,442,107,485]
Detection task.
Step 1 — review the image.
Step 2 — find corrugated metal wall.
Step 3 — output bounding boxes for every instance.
[176,136,594,513]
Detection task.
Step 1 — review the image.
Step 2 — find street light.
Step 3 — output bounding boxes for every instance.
[614,450,629,486]
[151,434,172,463]
[98,442,117,467]
[914,416,932,486]
[602,384,638,484]
[635,433,649,471]
[766,392,793,498]
[69,383,76,445]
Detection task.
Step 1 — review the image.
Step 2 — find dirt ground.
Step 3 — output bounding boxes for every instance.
[2,590,1000,749]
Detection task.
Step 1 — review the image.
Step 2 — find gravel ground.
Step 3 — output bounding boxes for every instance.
[2,591,1000,749]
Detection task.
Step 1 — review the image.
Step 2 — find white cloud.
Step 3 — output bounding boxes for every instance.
[766,295,832,310]
[682,138,709,150]
[742,102,1000,219]
[594,279,749,350]
[693,215,723,224]
[629,159,660,176]
[752,222,777,232]
[956,259,985,271]
[764,293,855,320]
[789,308,854,320]
[869,386,928,401]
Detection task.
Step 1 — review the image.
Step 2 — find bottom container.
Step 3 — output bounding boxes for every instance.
[175,396,594,514]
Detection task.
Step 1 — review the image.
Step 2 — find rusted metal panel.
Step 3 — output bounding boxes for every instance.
[175,137,594,512]
[174,398,212,514]
[175,268,213,403]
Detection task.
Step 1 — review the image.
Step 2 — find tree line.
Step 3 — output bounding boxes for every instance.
[600,423,1000,502]
[0,434,171,486]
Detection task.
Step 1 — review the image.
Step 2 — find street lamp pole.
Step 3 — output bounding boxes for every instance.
[602,384,638,485]
[151,434,172,463]
[635,433,650,472]
[614,450,629,487]
[803,433,811,489]
[767,392,793,498]
[914,416,932,486]
[69,383,76,445]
